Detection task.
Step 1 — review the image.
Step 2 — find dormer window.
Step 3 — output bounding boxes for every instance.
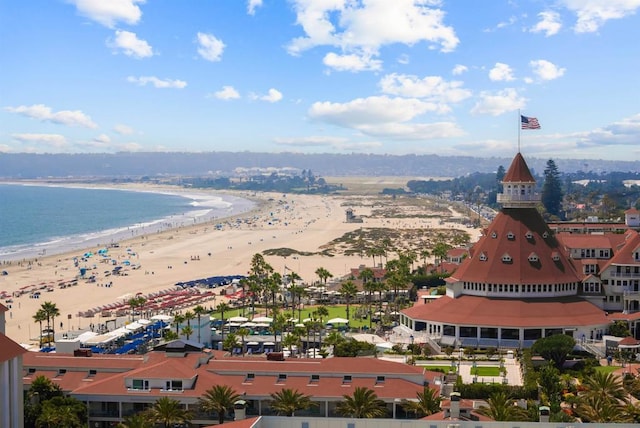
[502,253,512,263]
[507,231,515,240]
[132,379,149,391]
[165,380,183,391]
[525,231,533,239]
[551,252,560,261]
[528,253,539,262]
[479,252,488,261]
[542,231,549,239]
[491,231,498,239]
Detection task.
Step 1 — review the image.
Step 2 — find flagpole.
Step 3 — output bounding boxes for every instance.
[517,109,521,152]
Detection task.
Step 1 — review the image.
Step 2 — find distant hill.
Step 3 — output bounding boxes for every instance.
[0,152,636,179]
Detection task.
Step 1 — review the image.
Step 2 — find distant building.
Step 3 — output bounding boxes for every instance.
[345,208,363,223]
[0,303,26,428]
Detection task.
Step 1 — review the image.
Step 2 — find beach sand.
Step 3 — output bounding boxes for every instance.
[1,186,481,346]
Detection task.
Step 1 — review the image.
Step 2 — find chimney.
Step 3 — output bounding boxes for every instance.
[539,405,550,423]
[234,399,247,420]
[449,392,461,419]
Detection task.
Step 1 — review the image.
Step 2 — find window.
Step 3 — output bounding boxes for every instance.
[165,380,183,391]
[525,231,533,239]
[277,374,287,383]
[244,373,255,383]
[88,369,97,378]
[502,253,512,263]
[27,368,36,375]
[376,375,385,384]
[528,253,539,262]
[132,379,149,390]
[343,375,352,384]
[491,231,497,239]
[309,374,319,384]
[479,252,487,261]
[56,369,66,377]
[543,231,549,238]
[551,252,560,261]
[507,231,515,240]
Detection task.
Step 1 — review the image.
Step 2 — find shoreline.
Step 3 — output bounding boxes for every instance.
[0,182,258,262]
[1,184,482,346]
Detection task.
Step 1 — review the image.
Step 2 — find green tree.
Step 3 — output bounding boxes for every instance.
[35,396,86,428]
[24,375,64,428]
[401,387,441,418]
[476,391,527,421]
[581,370,627,403]
[116,413,154,428]
[339,280,358,321]
[542,159,564,219]
[199,384,241,425]
[180,325,194,341]
[33,309,48,348]
[172,314,185,335]
[315,267,333,285]
[146,397,191,428]
[531,334,575,369]
[40,301,60,344]
[193,305,208,344]
[336,387,387,418]
[609,320,631,337]
[538,363,563,406]
[269,388,315,416]
[216,301,230,341]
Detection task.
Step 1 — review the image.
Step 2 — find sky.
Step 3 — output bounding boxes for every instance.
[1,0,639,161]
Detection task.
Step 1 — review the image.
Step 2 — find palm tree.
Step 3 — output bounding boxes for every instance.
[576,395,632,423]
[172,314,185,335]
[40,301,60,343]
[336,387,387,418]
[193,305,208,344]
[315,305,329,324]
[401,387,441,418]
[183,310,195,334]
[339,280,358,321]
[147,397,191,428]
[315,267,333,285]
[476,391,527,421]
[33,309,48,348]
[581,370,628,403]
[127,296,146,321]
[216,302,230,341]
[116,413,154,428]
[269,388,315,416]
[236,327,249,356]
[199,384,241,425]
[180,325,194,341]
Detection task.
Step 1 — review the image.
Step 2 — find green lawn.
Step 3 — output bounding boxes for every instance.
[210,304,378,330]
[594,365,620,375]
[471,366,502,376]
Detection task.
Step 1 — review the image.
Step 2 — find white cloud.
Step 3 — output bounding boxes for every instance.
[127,76,187,89]
[560,0,640,33]
[379,73,472,106]
[259,88,283,103]
[323,51,382,72]
[247,0,263,15]
[488,62,515,82]
[196,32,225,62]
[287,0,459,71]
[530,11,562,36]
[452,64,468,75]
[212,86,241,100]
[576,113,640,147]
[12,133,68,148]
[114,124,134,135]
[5,104,98,128]
[397,54,410,65]
[108,30,153,58]
[67,0,145,28]
[308,95,464,139]
[529,59,566,81]
[471,88,526,116]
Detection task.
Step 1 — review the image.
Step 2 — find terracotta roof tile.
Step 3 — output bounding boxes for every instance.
[502,152,535,183]
[402,295,609,327]
[451,208,580,284]
[0,332,28,363]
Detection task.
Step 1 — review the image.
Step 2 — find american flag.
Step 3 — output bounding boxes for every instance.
[521,115,541,129]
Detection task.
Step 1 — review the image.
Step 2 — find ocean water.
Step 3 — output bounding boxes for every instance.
[0,183,254,261]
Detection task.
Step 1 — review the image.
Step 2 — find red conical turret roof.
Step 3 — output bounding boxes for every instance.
[503,152,535,183]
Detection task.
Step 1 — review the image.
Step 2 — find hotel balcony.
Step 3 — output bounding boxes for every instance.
[497,192,541,206]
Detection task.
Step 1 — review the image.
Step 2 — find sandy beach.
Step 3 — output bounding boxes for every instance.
[1,184,482,346]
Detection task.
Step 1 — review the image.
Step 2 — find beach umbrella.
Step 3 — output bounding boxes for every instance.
[228,316,248,323]
[252,316,273,323]
[327,317,349,324]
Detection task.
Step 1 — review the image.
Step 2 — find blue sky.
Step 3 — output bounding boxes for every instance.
[1,0,639,160]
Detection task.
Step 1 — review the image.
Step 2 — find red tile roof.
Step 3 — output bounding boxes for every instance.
[0,303,8,312]
[450,208,581,285]
[402,295,609,328]
[0,332,27,363]
[203,416,261,428]
[601,231,640,268]
[502,152,535,183]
